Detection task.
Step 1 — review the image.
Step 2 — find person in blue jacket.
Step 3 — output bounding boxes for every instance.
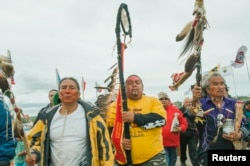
[192,72,249,166]
[243,101,250,132]
[0,73,17,166]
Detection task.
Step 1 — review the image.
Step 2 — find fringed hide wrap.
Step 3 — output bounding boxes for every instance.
[233,101,248,150]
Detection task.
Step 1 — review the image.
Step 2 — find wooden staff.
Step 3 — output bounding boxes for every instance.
[10,91,32,158]
[115,3,132,165]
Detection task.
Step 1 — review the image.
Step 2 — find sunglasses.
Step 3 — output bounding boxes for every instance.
[159,98,168,101]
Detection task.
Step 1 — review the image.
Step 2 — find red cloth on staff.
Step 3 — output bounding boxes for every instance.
[111,89,126,164]
[111,43,127,164]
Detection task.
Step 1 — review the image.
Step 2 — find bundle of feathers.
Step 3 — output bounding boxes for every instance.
[95,63,119,121]
[1,51,31,157]
[169,0,208,91]
[0,50,15,80]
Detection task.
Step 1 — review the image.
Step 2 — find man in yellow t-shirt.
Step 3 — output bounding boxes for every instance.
[116,74,167,165]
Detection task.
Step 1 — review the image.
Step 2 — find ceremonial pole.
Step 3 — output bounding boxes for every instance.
[169,0,208,91]
[244,49,250,84]
[115,3,132,165]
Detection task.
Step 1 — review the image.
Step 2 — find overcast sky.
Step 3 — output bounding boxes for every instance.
[1,0,250,116]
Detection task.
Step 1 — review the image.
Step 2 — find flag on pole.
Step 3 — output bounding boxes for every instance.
[111,88,126,164]
[55,68,61,86]
[231,45,247,68]
[218,65,233,77]
[203,64,220,77]
[81,77,86,99]
[184,88,191,95]
[82,77,86,92]
[95,82,102,93]
[209,64,220,73]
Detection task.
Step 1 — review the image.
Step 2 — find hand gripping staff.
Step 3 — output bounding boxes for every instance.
[115,3,132,166]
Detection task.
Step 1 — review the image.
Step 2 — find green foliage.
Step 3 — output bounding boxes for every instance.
[21,116,37,123]
[173,101,182,108]
[235,96,250,102]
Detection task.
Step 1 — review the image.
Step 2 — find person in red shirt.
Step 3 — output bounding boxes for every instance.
[158,91,188,166]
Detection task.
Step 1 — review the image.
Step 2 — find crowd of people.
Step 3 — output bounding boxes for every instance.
[1,72,250,166]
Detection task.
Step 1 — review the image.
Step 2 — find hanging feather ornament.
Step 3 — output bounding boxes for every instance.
[169,0,209,91]
[0,51,31,158]
[13,107,31,159]
[95,63,119,121]
[0,51,15,82]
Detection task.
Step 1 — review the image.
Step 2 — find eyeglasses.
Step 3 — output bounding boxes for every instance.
[159,98,168,101]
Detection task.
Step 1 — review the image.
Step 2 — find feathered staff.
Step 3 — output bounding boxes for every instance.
[114,3,132,165]
[169,0,208,90]
[0,52,31,158]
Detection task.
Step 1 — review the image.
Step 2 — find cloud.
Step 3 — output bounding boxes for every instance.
[1,0,250,116]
